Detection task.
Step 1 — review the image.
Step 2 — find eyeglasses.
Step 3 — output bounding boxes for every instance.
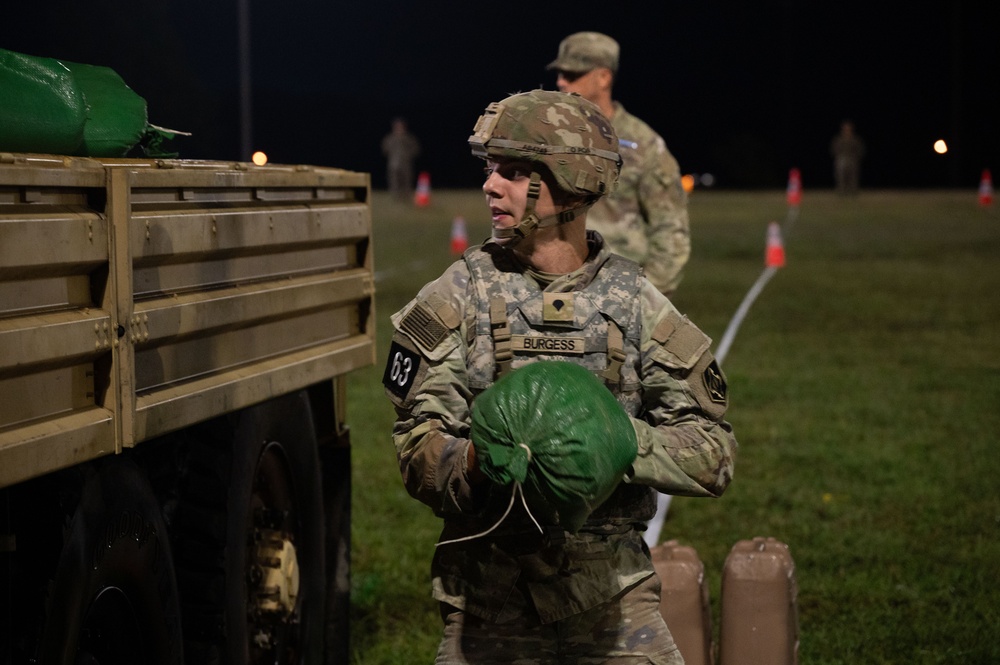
[556,69,589,83]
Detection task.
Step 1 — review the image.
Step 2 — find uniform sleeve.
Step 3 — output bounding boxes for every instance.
[624,283,737,497]
[637,139,691,297]
[383,263,486,516]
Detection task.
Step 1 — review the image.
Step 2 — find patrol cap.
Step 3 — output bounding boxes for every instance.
[546,31,620,74]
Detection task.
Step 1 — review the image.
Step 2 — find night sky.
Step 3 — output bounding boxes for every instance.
[3,1,998,190]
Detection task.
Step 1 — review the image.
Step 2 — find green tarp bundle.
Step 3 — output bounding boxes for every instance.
[0,48,176,157]
[471,361,638,533]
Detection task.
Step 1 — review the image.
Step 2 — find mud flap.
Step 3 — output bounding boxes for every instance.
[650,539,713,665]
[719,537,799,665]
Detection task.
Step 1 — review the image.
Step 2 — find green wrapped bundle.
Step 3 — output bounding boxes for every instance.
[0,48,87,154]
[61,60,148,157]
[0,48,178,157]
[471,361,638,532]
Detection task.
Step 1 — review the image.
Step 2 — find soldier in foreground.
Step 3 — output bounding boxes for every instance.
[383,90,736,664]
[548,31,690,298]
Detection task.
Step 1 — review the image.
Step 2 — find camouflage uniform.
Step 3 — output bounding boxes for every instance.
[384,235,736,663]
[830,120,865,194]
[589,104,691,297]
[545,31,691,298]
[381,117,420,198]
[382,90,736,664]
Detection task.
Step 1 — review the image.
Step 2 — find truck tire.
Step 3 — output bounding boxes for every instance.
[319,443,351,664]
[169,391,326,665]
[37,456,184,665]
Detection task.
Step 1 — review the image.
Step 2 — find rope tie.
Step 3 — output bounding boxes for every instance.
[436,443,544,547]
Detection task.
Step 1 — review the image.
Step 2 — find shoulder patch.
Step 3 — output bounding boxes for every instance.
[399,292,460,353]
[667,318,710,364]
[687,352,728,420]
[650,312,711,371]
[703,359,727,404]
[651,312,678,344]
[382,334,426,406]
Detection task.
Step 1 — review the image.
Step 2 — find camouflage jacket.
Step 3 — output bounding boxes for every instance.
[383,233,736,624]
[588,103,690,297]
[381,131,420,168]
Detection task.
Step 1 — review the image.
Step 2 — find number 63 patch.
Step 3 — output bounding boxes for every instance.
[382,335,426,407]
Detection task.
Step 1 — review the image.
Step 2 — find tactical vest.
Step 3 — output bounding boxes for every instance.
[465,246,641,401]
[462,244,656,524]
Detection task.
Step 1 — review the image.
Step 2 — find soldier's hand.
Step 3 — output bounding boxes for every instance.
[466,441,488,485]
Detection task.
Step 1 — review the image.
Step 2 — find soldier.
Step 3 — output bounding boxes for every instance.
[383,90,736,664]
[381,116,420,200]
[830,119,865,194]
[549,30,691,537]
[548,31,691,298]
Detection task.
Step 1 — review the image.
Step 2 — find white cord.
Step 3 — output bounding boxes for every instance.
[436,443,544,547]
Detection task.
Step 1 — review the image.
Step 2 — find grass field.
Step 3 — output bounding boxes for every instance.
[347,188,1000,664]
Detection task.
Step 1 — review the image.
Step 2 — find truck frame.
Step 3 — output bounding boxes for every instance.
[0,152,375,664]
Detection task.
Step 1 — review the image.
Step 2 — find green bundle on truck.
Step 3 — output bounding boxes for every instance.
[0,150,375,662]
[0,47,182,158]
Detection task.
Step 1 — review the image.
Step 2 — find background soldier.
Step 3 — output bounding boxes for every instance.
[383,90,736,664]
[548,31,691,298]
[549,31,691,534]
[830,119,865,194]
[381,116,420,200]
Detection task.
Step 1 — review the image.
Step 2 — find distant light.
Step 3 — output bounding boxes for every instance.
[681,174,695,193]
[252,151,268,166]
[933,140,948,155]
[700,173,716,187]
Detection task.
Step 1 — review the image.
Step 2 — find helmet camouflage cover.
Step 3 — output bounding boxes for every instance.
[469,89,621,198]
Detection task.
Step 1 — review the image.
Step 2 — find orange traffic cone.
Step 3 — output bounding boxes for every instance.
[786,168,801,207]
[681,174,696,194]
[450,216,468,255]
[979,169,993,206]
[766,221,785,268]
[414,171,431,207]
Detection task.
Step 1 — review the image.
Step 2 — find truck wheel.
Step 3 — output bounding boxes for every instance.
[38,457,184,665]
[171,391,326,665]
[320,443,351,663]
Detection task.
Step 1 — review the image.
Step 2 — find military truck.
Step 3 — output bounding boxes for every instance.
[0,152,375,664]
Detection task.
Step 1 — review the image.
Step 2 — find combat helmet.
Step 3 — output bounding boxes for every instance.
[469,89,620,242]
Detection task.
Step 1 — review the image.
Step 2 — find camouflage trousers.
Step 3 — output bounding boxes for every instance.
[434,573,683,664]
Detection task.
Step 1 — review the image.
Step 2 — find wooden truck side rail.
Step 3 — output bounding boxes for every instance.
[0,154,375,488]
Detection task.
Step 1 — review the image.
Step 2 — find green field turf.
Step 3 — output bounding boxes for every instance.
[348,188,1000,664]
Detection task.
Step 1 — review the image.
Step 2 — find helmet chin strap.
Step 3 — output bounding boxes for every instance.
[492,171,595,243]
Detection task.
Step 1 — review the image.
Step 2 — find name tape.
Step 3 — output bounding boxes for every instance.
[510,335,586,354]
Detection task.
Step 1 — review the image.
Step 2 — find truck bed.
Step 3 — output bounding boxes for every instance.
[0,153,375,487]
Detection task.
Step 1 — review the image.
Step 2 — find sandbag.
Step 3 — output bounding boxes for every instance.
[471,360,637,532]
